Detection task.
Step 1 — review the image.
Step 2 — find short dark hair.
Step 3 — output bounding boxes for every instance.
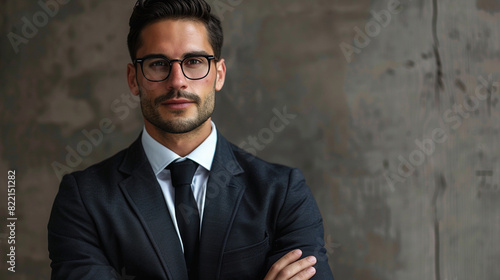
[127,0,223,61]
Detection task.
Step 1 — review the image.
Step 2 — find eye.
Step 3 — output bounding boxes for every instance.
[149,59,168,67]
[184,57,204,66]
[144,58,170,70]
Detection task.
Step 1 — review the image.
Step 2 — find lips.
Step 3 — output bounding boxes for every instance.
[162,98,196,110]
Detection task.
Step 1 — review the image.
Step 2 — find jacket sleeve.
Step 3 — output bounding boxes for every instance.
[48,174,118,280]
[265,168,334,280]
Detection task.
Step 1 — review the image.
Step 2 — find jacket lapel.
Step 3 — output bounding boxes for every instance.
[198,133,246,279]
[118,137,188,280]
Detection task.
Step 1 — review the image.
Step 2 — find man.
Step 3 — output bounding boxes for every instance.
[48,0,334,279]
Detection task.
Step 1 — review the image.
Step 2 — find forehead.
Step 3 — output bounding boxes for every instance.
[137,19,213,57]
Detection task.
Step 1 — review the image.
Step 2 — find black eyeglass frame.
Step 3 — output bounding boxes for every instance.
[134,54,217,82]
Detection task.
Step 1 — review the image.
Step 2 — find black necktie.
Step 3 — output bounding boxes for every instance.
[167,159,200,280]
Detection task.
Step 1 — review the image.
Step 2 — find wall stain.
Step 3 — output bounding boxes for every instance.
[477,0,500,12]
[432,0,444,109]
[432,173,448,280]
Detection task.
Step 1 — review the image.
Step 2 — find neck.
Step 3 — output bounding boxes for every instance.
[144,119,212,157]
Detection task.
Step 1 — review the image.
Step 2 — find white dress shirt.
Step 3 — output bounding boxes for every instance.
[141,121,217,252]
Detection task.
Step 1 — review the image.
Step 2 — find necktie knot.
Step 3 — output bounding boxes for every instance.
[167,159,199,188]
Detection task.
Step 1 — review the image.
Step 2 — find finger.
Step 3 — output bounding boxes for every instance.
[274,256,317,280]
[264,250,303,280]
[290,266,316,280]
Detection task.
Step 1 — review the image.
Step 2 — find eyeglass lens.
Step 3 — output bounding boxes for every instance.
[142,56,210,81]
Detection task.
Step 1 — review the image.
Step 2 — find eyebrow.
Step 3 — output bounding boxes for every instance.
[145,51,212,60]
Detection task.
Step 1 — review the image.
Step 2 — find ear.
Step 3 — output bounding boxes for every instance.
[214,58,226,91]
[127,63,140,96]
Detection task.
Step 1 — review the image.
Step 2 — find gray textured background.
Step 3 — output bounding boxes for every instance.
[1,0,500,279]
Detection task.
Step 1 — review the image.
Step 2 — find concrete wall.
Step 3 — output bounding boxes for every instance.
[1,0,499,279]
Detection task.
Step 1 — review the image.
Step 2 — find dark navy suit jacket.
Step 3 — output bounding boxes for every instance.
[48,132,334,279]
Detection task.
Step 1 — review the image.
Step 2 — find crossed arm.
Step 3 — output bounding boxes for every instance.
[264,249,318,280]
[48,169,333,279]
[263,168,334,280]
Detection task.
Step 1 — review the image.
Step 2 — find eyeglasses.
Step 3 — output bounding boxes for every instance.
[134,54,216,82]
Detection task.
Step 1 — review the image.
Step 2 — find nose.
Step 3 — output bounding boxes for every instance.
[167,61,188,90]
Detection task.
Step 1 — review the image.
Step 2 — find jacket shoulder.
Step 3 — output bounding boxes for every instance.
[227,140,303,182]
[72,148,127,177]
[62,139,139,189]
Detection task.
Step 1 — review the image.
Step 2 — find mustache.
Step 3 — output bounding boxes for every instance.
[154,90,201,106]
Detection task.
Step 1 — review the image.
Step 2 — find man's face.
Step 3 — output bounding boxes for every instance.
[127,19,226,134]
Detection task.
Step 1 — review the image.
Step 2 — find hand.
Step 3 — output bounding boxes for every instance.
[264,249,317,280]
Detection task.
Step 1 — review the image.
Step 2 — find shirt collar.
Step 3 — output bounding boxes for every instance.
[141,121,218,175]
